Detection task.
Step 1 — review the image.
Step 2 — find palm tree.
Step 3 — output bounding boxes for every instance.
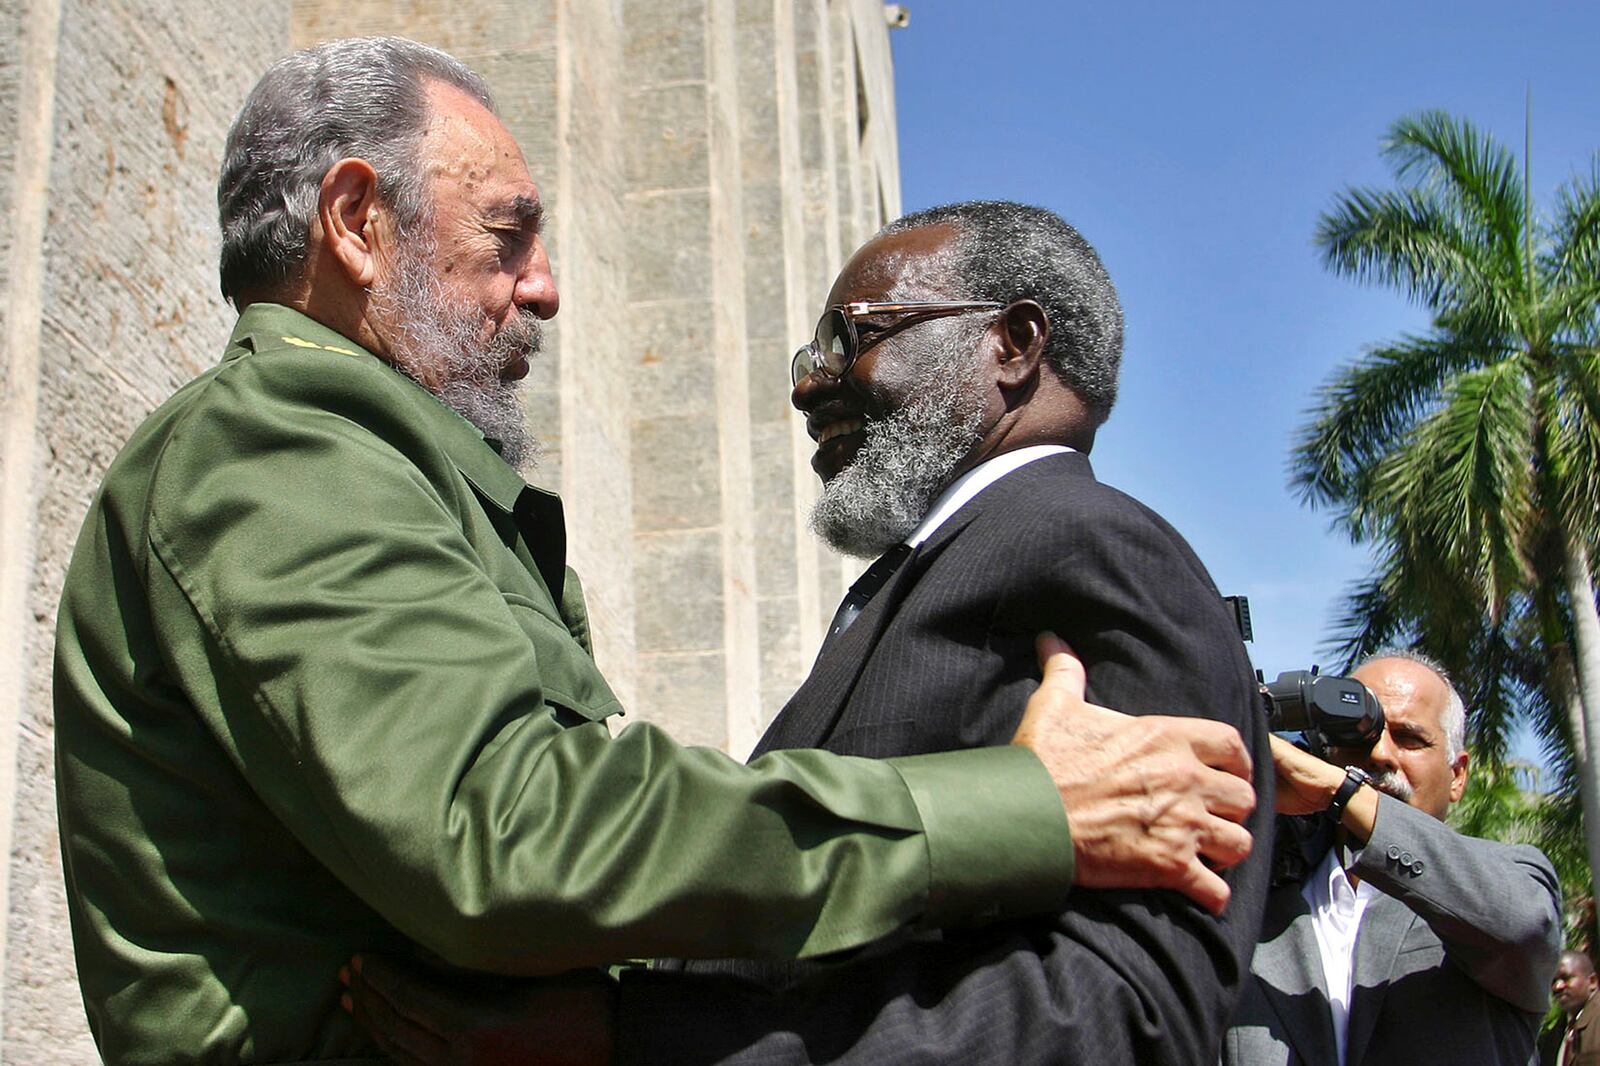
[1291,110,1600,892]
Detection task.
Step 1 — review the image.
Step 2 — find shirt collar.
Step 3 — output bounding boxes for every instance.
[1304,842,1379,913]
[904,445,1073,548]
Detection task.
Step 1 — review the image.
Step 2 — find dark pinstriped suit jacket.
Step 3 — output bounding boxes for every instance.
[617,451,1275,1065]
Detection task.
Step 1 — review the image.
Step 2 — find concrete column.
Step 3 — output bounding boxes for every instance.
[735,0,815,724]
[623,0,762,753]
[793,0,851,631]
[0,1,291,1055]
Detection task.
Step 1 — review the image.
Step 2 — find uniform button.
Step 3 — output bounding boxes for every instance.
[1387,845,1402,861]
[1411,860,1425,876]
[1399,851,1414,866]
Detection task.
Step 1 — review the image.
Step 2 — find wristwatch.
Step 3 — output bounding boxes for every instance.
[1326,765,1372,822]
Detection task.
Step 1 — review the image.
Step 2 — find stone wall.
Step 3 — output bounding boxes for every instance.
[0,0,901,1053]
[0,1,292,1056]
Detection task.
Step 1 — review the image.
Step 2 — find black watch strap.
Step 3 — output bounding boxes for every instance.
[1326,765,1372,822]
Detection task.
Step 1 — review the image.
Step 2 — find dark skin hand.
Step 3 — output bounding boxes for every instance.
[342,954,615,1066]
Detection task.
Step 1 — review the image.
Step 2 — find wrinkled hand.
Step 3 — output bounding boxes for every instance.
[341,954,615,1066]
[1011,633,1256,916]
[1268,734,1345,816]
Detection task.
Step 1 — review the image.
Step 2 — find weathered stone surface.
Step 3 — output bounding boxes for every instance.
[625,81,710,191]
[0,0,899,1048]
[631,650,726,748]
[628,299,716,420]
[621,0,705,88]
[1,1,290,1056]
[632,414,722,531]
[624,188,714,303]
[634,529,723,654]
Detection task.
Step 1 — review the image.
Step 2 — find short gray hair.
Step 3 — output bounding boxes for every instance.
[880,201,1124,426]
[1359,647,1468,762]
[217,36,494,304]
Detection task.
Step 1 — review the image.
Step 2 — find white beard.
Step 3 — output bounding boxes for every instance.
[809,320,988,558]
[372,237,543,471]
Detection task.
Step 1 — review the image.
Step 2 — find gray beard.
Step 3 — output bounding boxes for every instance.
[809,330,988,559]
[1370,769,1413,804]
[374,239,543,471]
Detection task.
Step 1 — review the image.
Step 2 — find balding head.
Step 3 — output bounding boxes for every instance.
[1348,653,1468,821]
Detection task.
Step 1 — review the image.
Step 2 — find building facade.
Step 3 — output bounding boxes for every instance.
[0,0,902,1054]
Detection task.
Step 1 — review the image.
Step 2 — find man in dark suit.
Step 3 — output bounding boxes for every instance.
[1225,652,1561,1066]
[346,201,1273,1063]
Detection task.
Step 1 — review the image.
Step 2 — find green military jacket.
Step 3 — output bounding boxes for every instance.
[53,303,1073,1064]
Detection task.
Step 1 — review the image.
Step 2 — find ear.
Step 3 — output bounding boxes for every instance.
[994,299,1050,390]
[1449,750,1469,805]
[316,157,386,289]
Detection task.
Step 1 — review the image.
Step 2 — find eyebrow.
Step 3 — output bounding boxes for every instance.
[1390,722,1434,743]
[490,194,544,233]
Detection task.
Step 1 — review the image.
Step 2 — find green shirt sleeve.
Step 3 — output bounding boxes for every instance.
[128,340,1071,975]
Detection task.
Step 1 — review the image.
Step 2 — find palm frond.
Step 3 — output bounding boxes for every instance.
[1366,359,1536,610]
[1316,186,1519,327]
[1290,333,1488,508]
[1548,159,1600,291]
[1382,111,1528,285]
[1548,347,1600,545]
[1325,568,1417,670]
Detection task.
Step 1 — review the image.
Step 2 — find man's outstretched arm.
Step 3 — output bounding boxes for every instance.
[113,356,1253,978]
[343,637,1258,1063]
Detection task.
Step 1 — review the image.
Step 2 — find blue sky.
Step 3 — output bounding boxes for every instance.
[889,1,1600,763]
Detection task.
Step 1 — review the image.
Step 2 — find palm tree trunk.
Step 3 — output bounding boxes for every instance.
[1568,685,1588,763]
[1562,532,1600,895]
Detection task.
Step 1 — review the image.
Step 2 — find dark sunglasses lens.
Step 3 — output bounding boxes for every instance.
[818,309,851,374]
[791,347,814,385]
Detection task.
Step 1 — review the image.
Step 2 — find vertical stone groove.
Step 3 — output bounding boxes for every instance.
[0,0,62,1035]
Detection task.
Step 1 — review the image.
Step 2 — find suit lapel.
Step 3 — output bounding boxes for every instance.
[1253,884,1341,1066]
[1345,893,1415,1066]
[752,495,993,757]
[752,543,928,756]
[751,450,1083,757]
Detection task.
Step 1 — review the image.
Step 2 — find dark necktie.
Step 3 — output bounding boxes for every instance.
[821,543,913,652]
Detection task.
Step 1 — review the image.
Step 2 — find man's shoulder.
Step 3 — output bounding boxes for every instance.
[981,451,1183,533]
[962,451,1214,577]
[102,315,470,548]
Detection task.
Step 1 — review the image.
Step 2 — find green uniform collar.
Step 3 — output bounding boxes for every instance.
[226,303,567,595]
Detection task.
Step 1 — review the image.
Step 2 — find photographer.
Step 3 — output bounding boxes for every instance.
[1224,650,1562,1066]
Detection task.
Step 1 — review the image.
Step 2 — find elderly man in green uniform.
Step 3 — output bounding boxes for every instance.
[53,37,1256,1063]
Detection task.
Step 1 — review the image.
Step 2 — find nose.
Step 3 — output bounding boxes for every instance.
[790,361,839,414]
[1364,728,1400,774]
[515,237,560,319]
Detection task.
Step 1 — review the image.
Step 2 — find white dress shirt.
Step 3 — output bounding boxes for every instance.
[1303,844,1380,1066]
[904,445,1073,548]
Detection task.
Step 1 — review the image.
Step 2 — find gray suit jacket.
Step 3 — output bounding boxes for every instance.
[1222,795,1561,1066]
[617,452,1274,1064]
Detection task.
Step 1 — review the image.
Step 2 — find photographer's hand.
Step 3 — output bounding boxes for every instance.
[1269,735,1379,842]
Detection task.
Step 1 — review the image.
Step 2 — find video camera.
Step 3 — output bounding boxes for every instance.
[1225,596,1387,886]
[1259,668,1384,758]
[1225,596,1385,758]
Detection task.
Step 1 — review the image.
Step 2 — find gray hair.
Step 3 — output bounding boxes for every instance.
[217,36,494,304]
[1359,647,1468,762]
[879,201,1125,426]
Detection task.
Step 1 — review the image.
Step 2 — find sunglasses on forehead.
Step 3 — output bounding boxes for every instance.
[790,300,1004,387]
